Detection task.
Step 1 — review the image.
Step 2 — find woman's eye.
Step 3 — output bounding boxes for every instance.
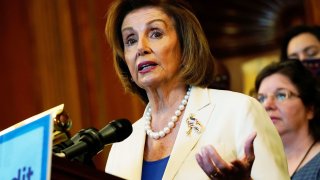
[257,95,266,103]
[306,49,320,58]
[275,92,287,101]
[150,30,163,39]
[125,38,137,46]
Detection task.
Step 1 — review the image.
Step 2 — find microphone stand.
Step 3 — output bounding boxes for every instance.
[63,128,101,168]
[52,111,96,168]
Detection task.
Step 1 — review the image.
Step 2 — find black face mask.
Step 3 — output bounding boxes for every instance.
[301,58,320,77]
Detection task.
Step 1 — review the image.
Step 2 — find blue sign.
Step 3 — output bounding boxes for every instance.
[0,105,63,180]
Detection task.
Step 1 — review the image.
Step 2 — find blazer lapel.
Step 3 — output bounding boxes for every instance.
[163,87,215,179]
[124,118,146,179]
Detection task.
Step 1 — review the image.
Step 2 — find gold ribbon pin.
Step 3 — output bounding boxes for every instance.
[186,114,203,135]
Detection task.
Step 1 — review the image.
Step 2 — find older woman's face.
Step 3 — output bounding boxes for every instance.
[257,73,314,136]
[121,7,181,89]
[287,32,320,61]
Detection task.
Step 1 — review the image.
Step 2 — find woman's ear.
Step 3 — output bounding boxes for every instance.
[307,105,315,121]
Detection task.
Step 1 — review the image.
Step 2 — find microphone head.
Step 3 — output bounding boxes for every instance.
[99,118,132,144]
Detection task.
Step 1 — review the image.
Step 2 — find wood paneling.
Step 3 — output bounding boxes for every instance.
[0,0,144,171]
[305,0,320,24]
[187,0,306,59]
[0,0,41,128]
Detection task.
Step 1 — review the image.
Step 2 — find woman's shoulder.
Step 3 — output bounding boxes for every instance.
[292,151,320,180]
[208,88,248,97]
[203,87,258,104]
[131,117,145,128]
[189,87,261,110]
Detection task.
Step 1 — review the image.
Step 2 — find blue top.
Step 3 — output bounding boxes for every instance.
[291,152,320,180]
[142,156,170,180]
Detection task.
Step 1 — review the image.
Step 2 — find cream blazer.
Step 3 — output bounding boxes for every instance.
[105,87,290,180]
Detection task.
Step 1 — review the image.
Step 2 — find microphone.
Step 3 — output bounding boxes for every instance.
[58,118,132,160]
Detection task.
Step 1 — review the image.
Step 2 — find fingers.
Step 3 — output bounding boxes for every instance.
[195,152,223,179]
[196,145,230,179]
[195,152,210,174]
[204,145,229,171]
[243,132,257,165]
[195,146,215,175]
[196,134,256,180]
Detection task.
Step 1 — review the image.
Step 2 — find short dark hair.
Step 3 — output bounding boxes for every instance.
[255,60,320,140]
[105,0,215,103]
[280,25,320,61]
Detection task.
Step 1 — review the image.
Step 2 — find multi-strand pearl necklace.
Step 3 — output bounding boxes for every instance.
[144,86,192,140]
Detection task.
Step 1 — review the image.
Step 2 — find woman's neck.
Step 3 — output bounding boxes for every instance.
[281,132,315,176]
[147,85,187,112]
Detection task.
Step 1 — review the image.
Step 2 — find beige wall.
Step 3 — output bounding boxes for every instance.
[222,50,279,95]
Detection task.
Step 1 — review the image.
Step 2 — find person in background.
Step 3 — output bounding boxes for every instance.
[280,25,320,61]
[104,0,289,179]
[255,60,320,179]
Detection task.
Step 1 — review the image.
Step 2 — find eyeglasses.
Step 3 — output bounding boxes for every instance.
[257,89,300,104]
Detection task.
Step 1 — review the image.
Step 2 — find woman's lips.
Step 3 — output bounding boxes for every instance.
[139,65,157,74]
[270,116,280,123]
[138,61,157,74]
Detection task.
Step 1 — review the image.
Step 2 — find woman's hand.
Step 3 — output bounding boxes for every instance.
[195,132,257,180]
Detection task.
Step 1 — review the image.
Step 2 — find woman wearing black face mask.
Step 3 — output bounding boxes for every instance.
[280,25,320,61]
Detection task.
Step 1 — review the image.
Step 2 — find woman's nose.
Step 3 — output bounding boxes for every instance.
[298,53,307,61]
[263,96,277,110]
[137,37,150,56]
[137,49,150,56]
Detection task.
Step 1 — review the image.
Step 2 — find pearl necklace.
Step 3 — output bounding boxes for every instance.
[144,86,191,140]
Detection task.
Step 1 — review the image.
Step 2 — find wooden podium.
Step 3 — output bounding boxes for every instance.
[51,155,123,179]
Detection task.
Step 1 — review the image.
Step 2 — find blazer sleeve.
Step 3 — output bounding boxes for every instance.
[242,96,290,179]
